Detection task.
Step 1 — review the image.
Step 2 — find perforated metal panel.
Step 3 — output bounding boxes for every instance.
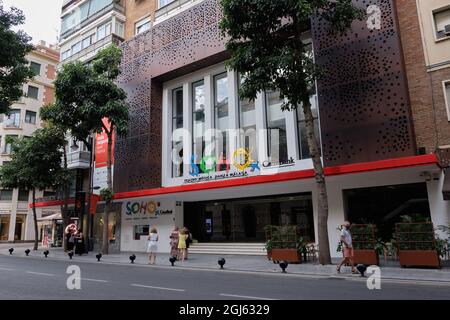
[312,0,416,166]
[115,0,225,192]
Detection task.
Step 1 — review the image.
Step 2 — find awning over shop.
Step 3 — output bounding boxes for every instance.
[443,169,450,201]
[37,213,62,221]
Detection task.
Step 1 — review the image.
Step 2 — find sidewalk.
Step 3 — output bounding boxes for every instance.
[1,244,449,284]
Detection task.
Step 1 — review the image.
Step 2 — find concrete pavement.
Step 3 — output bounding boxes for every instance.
[1,243,449,284]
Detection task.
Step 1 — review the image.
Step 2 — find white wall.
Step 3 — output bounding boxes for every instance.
[427,171,450,238]
[120,198,179,253]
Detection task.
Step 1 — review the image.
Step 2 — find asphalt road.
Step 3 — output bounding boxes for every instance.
[0,254,449,300]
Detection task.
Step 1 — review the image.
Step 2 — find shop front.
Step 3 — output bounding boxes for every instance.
[184,193,315,243]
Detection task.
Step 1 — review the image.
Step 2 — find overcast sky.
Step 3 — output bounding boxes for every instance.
[3,0,63,45]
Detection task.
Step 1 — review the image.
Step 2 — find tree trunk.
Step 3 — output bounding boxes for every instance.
[302,99,332,265]
[101,129,114,254]
[61,144,71,251]
[32,188,39,251]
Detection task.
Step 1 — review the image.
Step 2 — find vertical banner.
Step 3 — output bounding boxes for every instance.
[93,118,114,193]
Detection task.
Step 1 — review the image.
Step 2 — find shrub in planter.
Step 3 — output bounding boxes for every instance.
[265,225,302,263]
[350,224,381,265]
[396,220,441,268]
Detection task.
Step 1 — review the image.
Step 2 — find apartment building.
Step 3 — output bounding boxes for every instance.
[0,41,59,243]
[35,0,450,256]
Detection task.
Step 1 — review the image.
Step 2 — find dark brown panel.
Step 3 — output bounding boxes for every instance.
[312,0,416,166]
[115,0,226,193]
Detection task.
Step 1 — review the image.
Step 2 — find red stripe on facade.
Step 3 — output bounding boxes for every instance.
[30,194,101,208]
[114,154,438,200]
[31,154,439,207]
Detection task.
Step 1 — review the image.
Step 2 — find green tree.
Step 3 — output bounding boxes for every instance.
[220,0,364,264]
[0,127,68,250]
[41,45,129,254]
[0,2,34,114]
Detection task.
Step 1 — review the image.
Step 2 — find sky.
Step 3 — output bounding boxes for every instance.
[3,0,63,45]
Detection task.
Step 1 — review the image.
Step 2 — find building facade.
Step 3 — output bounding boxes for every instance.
[0,41,59,243]
[36,0,450,256]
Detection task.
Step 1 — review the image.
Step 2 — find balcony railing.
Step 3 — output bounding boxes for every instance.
[155,0,198,19]
[60,2,125,40]
[67,150,91,169]
[60,33,124,65]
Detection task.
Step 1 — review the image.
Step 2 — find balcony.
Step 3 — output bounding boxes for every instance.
[155,0,203,21]
[60,1,125,40]
[67,150,91,169]
[61,33,124,65]
[2,120,22,130]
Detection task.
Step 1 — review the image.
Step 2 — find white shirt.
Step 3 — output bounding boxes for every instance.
[340,228,352,248]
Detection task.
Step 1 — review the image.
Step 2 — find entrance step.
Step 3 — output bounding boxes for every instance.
[189,242,267,256]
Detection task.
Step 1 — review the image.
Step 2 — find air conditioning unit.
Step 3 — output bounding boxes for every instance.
[445,24,450,36]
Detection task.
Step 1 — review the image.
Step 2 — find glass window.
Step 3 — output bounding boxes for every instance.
[192,80,205,172]
[61,49,71,61]
[82,35,94,49]
[18,190,29,202]
[4,135,18,154]
[296,94,321,160]
[71,41,82,55]
[214,73,229,171]
[115,21,125,38]
[27,86,39,99]
[238,74,257,163]
[172,87,183,178]
[97,22,112,40]
[135,17,151,35]
[0,190,13,201]
[134,225,150,240]
[266,91,288,163]
[5,109,20,127]
[445,82,450,115]
[25,111,37,124]
[434,8,450,39]
[159,0,175,8]
[30,62,41,76]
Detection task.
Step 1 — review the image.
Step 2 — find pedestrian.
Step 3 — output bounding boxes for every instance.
[74,229,84,256]
[177,228,188,262]
[336,221,357,274]
[169,226,179,259]
[184,227,192,260]
[67,230,75,253]
[147,227,158,265]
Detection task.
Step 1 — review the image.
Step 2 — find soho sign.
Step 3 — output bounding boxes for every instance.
[125,200,159,216]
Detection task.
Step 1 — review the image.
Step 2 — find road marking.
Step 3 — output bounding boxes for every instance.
[26,271,55,277]
[131,283,185,292]
[81,278,108,283]
[0,267,14,271]
[220,293,277,300]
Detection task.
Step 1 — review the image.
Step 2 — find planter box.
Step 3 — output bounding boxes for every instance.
[398,250,440,268]
[271,249,301,264]
[353,249,379,265]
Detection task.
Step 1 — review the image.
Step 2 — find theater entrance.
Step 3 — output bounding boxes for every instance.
[183,193,315,243]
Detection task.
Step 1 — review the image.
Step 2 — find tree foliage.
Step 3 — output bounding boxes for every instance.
[40,45,129,143]
[0,2,33,114]
[0,126,69,250]
[220,0,364,264]
[0,126,68,191]
[220,0,364,109]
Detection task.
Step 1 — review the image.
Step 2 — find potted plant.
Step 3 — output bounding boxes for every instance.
[396,216,441,268]
[351,224,381,265]
[265,225,302,263]
[264,239,273,260]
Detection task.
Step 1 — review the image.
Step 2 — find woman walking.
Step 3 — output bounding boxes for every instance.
[177,228,188,261]
[169,226,179,259]
[147,227,158,265]
[74,229,84,256]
